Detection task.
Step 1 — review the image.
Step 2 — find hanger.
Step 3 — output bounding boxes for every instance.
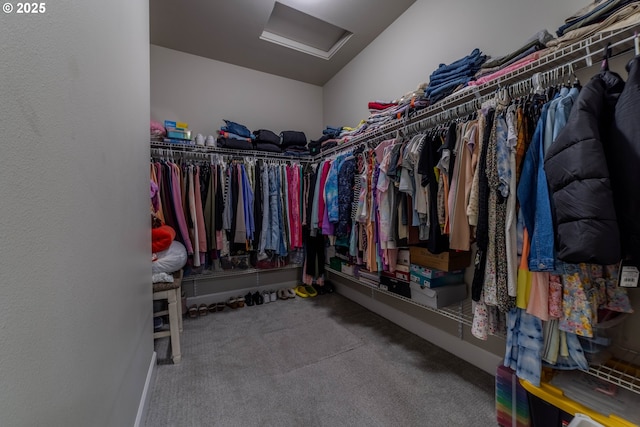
[635,31,639,57]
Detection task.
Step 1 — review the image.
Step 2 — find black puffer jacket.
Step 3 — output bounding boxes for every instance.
[544,70,624,265]
[609,57,640,261]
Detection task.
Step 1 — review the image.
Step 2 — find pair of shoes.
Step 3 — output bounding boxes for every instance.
[312,284,326,295]
[252,291,264,305]
[244,292,254,307]
[262,290,270,304]
[205,135,215,147]
[208,303,217,313]
[195,134,205,146]
[226,297,239,309]
[294,285,310,298]
[236,296,245,308]
[188,304,198,318]
[277,288,296,299]
[261,290,277,303]
[198,304,208,316]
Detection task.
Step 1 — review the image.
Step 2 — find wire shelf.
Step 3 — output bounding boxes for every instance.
[183,263,302,281]
[584,347,640,395]
[326,267,503,338]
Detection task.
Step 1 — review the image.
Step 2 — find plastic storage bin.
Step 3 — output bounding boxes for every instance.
[520,369,639,427]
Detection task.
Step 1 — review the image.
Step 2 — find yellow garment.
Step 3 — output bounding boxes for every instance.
[516,228,532,309]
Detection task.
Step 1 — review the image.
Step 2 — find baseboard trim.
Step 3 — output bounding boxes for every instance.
[134,351,157,427]
[335,282,501,375]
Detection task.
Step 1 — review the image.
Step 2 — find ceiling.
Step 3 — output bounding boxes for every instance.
[150,0,417,86]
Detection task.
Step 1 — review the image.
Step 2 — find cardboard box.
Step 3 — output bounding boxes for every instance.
[395,264,410,273]
[409,282,466,308]
[397,249,410,266]
[409,246,471,272]
[382,270,410,282]
[380,276,411,298]
[410,264,464,288]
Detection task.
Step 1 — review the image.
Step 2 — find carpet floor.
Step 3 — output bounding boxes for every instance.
[146,292,496,427]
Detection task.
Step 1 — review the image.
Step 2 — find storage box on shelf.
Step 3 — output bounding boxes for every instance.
[410,264,465,288]
[409,282,467,309]
[409,246,472,271]
[379,274,411,298]
[382,268,410,282]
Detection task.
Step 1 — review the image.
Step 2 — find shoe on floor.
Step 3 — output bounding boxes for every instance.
[253,291,264,305]
[277,289,289,300]
[244,292,254,307]
[198,304,209,316]
[286,288,296,299]
[269,290,277,302]
[262,290,271,304]
[188,304,199,318]
[236,296,245,308]
[294,285,309,298]
[312,284,326,295]
[304,285,318,297]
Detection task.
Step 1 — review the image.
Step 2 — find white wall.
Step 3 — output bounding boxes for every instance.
[151,45,324,140]
[0,2,152,426]
[323,0,590,127]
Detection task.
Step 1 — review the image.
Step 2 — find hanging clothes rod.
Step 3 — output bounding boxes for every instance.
[150,141,313,163]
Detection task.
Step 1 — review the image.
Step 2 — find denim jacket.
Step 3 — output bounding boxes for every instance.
[517,102,555,272]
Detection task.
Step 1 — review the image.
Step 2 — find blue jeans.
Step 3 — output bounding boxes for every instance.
[430,48,484,77]
[517,103,555,272]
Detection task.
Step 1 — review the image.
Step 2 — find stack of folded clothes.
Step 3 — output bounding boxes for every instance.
[280,130,309,156]
[253,129,282,153]
[217,119,254,151]
[556,0,635,37]
[425,48,487,104]
[467,30,555,88]
[309,126,345,155]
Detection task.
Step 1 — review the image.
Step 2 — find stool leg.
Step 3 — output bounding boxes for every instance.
[167,288,182,364]
[178,285,183,333]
